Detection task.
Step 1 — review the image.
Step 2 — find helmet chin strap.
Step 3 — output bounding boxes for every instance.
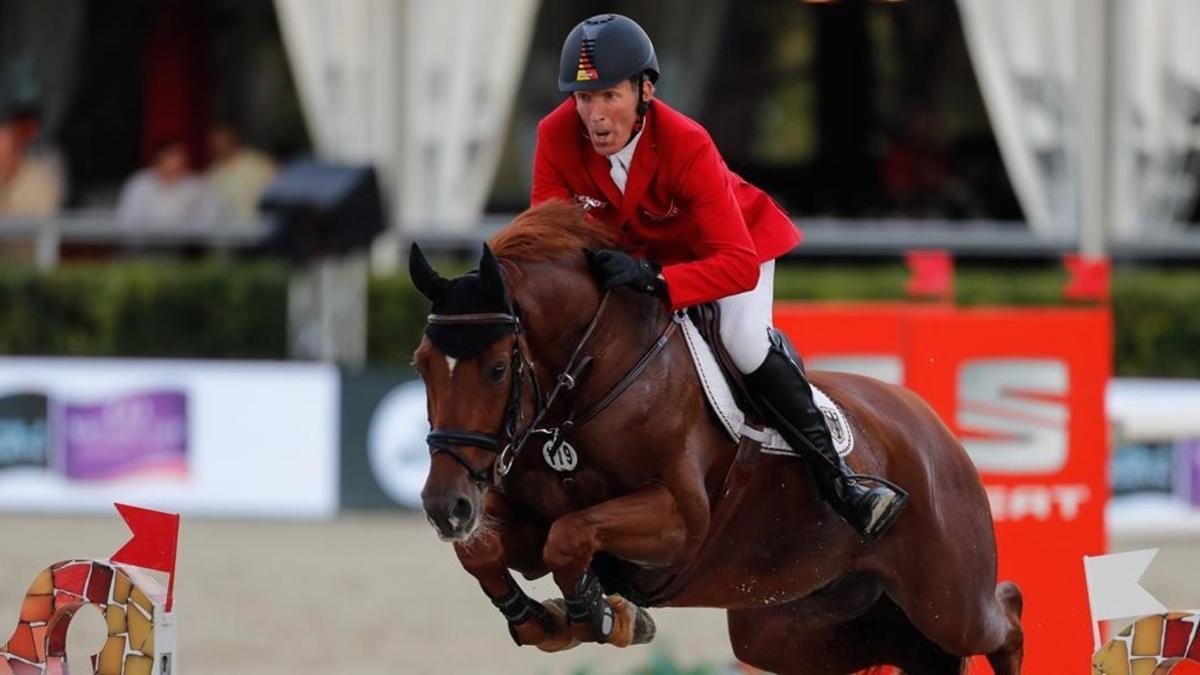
[626,73,649,146]
[635,73,649,117]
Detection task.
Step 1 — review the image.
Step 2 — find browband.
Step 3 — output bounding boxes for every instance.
[427,312,520,326]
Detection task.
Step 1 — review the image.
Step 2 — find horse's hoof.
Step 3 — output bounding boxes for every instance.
[532,598,581,653]
[606,594,656,647]
[630,604,656,645]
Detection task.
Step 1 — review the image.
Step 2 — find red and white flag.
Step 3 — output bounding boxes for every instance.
[111,502,180,612]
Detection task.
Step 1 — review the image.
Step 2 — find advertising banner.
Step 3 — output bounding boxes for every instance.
[775,303,1110,675]
[340,371,429,510]
[0,392,49,470]
[0,358,339,519]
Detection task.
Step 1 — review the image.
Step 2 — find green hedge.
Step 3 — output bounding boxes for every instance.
[0,262,288,359]
[1,260,1197,377]
[1110,268,1200,377]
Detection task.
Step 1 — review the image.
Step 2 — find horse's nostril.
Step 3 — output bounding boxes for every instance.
[451,497,473,524]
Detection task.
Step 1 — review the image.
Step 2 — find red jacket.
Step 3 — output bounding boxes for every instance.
[531,98,801,309]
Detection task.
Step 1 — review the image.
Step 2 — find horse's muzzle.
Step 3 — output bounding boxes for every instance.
[422,492,478,540]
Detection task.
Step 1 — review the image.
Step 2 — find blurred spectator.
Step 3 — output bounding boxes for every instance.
[117,139,224,228]
[206,122,275,221]
[0,106,64,216]
[881,106,956,217]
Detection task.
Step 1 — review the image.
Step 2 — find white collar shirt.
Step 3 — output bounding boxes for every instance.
[607,127,643,194]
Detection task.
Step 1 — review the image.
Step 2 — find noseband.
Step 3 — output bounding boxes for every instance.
[424,291,677,486]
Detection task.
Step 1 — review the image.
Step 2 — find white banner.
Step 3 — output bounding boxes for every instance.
[0,358,339,519]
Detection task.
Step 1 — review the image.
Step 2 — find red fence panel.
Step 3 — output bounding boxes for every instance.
[774,302,1111,674]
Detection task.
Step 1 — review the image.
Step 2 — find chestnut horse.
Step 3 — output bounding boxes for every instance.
[410,202,1024,674]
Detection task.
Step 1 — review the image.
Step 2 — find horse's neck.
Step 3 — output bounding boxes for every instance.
[518,262,663,375]
[532,291,664,380]
[602,292,667,350]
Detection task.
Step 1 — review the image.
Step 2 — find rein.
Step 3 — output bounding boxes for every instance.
[424,290,677,485]
[497,296,677,478]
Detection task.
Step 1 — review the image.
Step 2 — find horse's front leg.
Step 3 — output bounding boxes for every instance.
[542,482,704,647]
[454,489,578,652]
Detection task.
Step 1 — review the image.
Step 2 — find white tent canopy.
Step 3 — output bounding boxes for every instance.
[274,0,540,266]
[957,0,1200,253]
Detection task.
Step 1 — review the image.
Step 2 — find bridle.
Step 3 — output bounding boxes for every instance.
[424,290,677,486]
[423,307,539,484]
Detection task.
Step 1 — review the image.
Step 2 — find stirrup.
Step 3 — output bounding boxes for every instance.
[861,487,908,541]
[836,475,909,541]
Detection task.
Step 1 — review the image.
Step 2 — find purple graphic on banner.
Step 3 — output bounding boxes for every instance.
[1180,438,1200,507]
[60,390,188,481]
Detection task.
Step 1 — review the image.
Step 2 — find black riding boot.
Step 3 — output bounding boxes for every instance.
[744,331,908,541]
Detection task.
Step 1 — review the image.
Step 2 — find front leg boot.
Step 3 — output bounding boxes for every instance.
[564,570,614,644]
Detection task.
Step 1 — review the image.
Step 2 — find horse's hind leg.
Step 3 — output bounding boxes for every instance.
[857,595,965,675]
[984,581,1025,675]
[727,574,891,674]
[728,606,879,675]
[727,589,968,675]
[892,574,1024,674]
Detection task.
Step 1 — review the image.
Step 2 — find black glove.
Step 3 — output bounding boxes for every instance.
[585,249,668,299]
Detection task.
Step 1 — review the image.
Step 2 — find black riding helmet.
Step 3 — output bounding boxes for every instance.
[558,14,659,93]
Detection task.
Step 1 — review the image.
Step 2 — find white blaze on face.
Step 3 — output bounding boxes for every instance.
[446,356,458,376]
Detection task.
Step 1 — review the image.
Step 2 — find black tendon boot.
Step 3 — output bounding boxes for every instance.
[744,330,908,541]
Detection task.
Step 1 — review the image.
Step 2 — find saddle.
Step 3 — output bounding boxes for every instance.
[686,304,762,417]
[682,304,854,458]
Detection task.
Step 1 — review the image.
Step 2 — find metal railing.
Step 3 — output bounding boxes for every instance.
[0,212,268,269]
[407,215,1200,262]
[6,212,1200,269]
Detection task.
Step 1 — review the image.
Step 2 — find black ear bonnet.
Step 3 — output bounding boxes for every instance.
[425,273,518,359]
[409,244,518,359]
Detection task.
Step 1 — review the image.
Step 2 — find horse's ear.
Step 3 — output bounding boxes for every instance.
[409,242,450,302]
[478,244,511,309]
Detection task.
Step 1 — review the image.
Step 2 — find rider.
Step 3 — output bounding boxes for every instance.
[531,14,906,541]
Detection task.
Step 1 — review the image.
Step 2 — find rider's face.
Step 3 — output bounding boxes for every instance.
[574,79,652,156]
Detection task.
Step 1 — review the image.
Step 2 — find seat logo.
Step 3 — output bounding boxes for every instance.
[957,358,1069,474]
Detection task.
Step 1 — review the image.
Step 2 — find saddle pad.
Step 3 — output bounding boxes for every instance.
[677,313,854,458]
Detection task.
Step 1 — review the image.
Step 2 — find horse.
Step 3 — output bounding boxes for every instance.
[409,201,1024,674]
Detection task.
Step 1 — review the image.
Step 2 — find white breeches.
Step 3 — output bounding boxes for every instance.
[716,260,776,374]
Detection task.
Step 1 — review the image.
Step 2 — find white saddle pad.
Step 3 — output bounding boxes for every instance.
[677,314,854,458]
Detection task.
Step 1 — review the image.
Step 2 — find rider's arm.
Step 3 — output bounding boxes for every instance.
[531,122,573,205]
[659,139,759,310]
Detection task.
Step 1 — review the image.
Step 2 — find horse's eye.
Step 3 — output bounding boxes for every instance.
[488,362,508,383]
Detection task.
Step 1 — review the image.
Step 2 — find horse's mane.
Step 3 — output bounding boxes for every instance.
[488,200,618,265]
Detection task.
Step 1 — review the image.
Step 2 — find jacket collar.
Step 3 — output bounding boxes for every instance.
[580,101,659,221]
[616,102,659,224]
[584,140,623,212]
